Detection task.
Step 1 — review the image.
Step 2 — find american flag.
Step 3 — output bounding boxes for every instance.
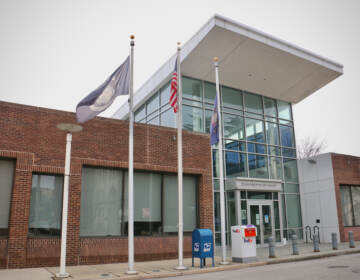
[169,59,178,113]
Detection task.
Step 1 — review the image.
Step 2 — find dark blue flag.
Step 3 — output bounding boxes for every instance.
[76,56,130,123]
[210,94,219,145]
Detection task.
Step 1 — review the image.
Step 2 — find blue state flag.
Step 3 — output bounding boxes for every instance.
[76,56,130,123]
[210,94,219,145]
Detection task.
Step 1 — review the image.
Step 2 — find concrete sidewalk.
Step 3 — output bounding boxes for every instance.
[1,242,359,280]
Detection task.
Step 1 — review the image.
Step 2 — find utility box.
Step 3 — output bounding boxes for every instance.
[231,225,257,263]
[192,229,214,268]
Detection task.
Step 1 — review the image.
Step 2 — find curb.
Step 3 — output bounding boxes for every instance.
[115,248,360,280]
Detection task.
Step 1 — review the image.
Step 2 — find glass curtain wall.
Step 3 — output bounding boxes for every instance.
[134,76,302,242]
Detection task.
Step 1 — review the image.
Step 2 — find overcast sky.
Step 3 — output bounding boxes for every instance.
[1,0,359,156]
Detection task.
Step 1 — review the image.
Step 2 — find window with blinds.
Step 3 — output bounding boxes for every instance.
[80,167,198,237]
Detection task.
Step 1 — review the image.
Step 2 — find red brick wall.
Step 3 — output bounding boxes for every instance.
[332,153,360,242]
[0,101,213,268]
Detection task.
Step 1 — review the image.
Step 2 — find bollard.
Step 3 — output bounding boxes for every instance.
[331,233,338,250]
[313,234,320,252]
[349,231,355,248]
[268,236,276,258]
[291,235,299,255]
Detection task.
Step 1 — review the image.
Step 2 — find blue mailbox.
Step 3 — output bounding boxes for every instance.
[192,229,214,268]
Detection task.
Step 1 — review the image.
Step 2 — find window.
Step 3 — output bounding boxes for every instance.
[182,105,203,132]
[135,105,146,122]
[277,100,292,120]
[285,183,299,193]
[147,92,159,114]
[160,82,171,106]
[163,175,197,233]
[182,77,202,102]
[268,146,281,156]
[225,151,247,178]
[132,173,162,236]
[285,194,302,228]
[269,157,283,180]
[222,86,242,110]
[244,92,263,114]
[80,167,198,236]
[223,113,245,140]
[263,97,277,117]
[225,140,245,151]
[29,174,64,236]
[248,154,268,179]
[282,148,296,158]
[160,108,176,128]
[340,185,360,226]
[204,82,216,104]
[280,125,295,147]
[0,159,15,236]
[205,109,213,133]
[212,149,220,178]
[246,118,265,143]
[247,191,272,200]
[148,115,160,126]
[247,143,266,154]
[283,158,298,183]
[214,192,220,231]
[80,167,124,236]
[266,122,280,146]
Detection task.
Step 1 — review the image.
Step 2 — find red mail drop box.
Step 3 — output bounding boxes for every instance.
[244,227,256,237]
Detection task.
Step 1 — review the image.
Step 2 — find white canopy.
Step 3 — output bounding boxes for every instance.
[113,14,343,119]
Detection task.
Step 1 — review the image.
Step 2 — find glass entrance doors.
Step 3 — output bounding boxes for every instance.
[247,201,274,245]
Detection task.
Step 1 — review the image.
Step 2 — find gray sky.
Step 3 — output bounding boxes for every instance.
[1,0,359,156]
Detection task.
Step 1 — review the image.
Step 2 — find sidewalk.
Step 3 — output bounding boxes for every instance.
[1,242,359,280]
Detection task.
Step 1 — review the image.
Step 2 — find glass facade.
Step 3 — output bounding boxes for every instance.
[134,76,302,242]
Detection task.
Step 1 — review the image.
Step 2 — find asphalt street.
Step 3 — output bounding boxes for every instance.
[155,253,360,280]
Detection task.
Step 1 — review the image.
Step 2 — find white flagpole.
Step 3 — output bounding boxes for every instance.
[56,133,72,278]
[175,42,186,270]
[126,35,137,275]
[214,57,229,265]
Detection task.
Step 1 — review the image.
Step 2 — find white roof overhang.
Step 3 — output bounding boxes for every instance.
[113,14,343,119]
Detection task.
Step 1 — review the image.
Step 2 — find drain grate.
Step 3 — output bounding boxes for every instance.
[152,269,161,272]
[328,266,349,269]
[101,273,110,277]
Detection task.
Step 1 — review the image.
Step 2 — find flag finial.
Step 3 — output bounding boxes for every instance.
[130,35,135,39]
[214,57,219,62]
[177,42,181,51]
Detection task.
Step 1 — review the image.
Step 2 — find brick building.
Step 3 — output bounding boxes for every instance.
[0,14,344,269]
[299,153,360,243]
[0,101,213,268]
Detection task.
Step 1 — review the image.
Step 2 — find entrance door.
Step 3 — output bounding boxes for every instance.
[247,201,275,245]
